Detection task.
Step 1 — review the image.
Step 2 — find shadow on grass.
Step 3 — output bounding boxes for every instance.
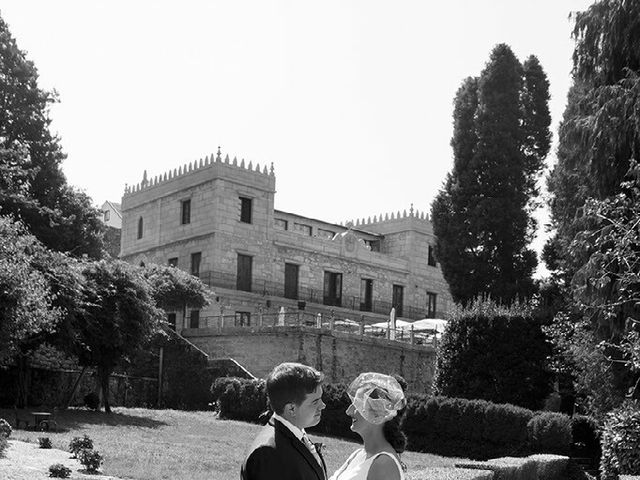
[0,408,168,432]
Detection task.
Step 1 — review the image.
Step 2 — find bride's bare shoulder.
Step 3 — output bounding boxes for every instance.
[367,453,401,480]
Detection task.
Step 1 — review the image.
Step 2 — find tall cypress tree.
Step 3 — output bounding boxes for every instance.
[432,44,550,305]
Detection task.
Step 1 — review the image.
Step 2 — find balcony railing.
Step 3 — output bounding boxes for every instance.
[183,312,440,348]
[196,270,431,320]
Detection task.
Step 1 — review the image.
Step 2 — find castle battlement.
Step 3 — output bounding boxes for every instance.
[342,204,431,229]
[123,147,274,197]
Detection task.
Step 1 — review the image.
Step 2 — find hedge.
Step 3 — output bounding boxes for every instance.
[601,402,640,480]
[435,301,552,411]
[211,377,572,460]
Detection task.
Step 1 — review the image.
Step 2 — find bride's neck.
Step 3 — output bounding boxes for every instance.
[362,428,391,456]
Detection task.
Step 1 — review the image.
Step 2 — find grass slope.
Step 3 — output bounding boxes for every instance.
[1,407,462,479]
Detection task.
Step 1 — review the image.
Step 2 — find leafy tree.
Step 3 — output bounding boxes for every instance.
[72,260,162,413]
[142,263,212,315]
[544,0,640,419]
[0,14,105,258]
[0,216,59,363]
[432,44,551,305]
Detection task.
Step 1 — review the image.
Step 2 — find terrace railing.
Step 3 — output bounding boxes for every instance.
[185,311,440,348]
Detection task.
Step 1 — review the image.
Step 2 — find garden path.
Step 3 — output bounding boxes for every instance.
[0,440,123,480]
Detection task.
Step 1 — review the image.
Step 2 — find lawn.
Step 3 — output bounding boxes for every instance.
[1,407,463,479]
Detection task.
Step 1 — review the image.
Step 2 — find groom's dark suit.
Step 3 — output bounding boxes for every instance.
[241,417,327,480]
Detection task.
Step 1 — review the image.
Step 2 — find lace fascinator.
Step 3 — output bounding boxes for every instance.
[347,372,406,425]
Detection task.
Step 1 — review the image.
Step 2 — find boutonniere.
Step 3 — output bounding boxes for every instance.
[313,442,325,456]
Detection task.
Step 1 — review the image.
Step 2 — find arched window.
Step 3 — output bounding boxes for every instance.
[137,217,144,239]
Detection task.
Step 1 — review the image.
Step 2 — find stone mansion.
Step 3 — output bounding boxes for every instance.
[120,149,453,331]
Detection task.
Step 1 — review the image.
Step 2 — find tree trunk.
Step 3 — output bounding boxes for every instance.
[16,354,30,408]
[98,367,112,414]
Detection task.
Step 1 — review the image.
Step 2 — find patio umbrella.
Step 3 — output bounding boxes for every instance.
[408,318,448,332]
[278,306,286,326]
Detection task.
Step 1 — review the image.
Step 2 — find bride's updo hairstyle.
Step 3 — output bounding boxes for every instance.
[382,375,407,454]
[347,372,408,454]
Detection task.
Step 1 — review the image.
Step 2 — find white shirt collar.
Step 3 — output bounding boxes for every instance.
[272,413,305,441]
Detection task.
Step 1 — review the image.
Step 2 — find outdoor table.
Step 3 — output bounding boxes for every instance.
[31,412,52,430]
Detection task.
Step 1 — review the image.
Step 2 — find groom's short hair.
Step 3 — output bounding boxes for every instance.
[266,362,324,414]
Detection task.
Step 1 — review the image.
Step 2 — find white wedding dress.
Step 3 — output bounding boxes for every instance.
[329,448,405,480]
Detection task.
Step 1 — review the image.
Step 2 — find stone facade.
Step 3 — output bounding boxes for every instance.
[120,149,453,331]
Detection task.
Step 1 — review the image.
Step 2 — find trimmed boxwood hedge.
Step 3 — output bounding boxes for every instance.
[211,377,572,460]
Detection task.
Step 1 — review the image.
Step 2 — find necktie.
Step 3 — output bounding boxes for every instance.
[302,433,322,467]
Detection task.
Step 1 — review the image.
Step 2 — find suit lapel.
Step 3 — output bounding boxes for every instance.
[272,419,326,480]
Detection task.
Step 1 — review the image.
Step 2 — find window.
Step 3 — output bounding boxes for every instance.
[137,217,143,239]
[317,229,335,240]
[392,285,404,318]
[191,252,201,277]
[240,197,252,224]
[236,311,251,327]
[168,257,178,267]
[284,263,299,300]
[181,199,191,225]
[323,271,342,307]
[189,309,200,329]
[294,223,312,236]
[427,292,437,318]
[237,254,252,292]
[104,210,110,221]
[428,245,437,267]
[360,279,373,312]
[167,313,176,331]
[274,218,288,231]
[364,240,380,252]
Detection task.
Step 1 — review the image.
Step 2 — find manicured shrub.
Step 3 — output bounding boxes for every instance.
[527,412,572,455]
[435,300,553,410]
[84,392,100,410]
[601,402,640,480]
[211,377,267,422]
[79,448,103,473]
[69,435,93,458]
[39,436,52,449]
[48,463,71,478]
[0,418,12,438]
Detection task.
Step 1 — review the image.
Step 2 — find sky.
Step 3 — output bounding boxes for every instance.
[2,1,595,275]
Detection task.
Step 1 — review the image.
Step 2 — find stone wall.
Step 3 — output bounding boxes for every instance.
[184,326,436,394]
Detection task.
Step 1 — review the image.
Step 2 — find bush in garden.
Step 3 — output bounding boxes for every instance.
[600,402,640,480]
[527,411,572,455]
[69,435,93,458]
[435,299,553,410]
[39,436,52,449]
[0,436,7,457]
[211,377,267,422]
[309,382,358,440]
[84,392,100,410]
[0,418,12,438]
[79,448,103,473]
[48,463,71,478]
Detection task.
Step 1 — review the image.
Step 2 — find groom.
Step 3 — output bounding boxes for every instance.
[241,362,327,480]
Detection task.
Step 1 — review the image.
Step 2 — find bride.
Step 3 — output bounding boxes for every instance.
[329,372,407,480]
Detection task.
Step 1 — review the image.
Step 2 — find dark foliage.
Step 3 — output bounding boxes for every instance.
[48,463,71,478]
[211,377,267,423]
[432,44,550,305]
[435,301,553,410]
[600,401,640,479]
[571,415,601,466]
[84,392,100,411]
